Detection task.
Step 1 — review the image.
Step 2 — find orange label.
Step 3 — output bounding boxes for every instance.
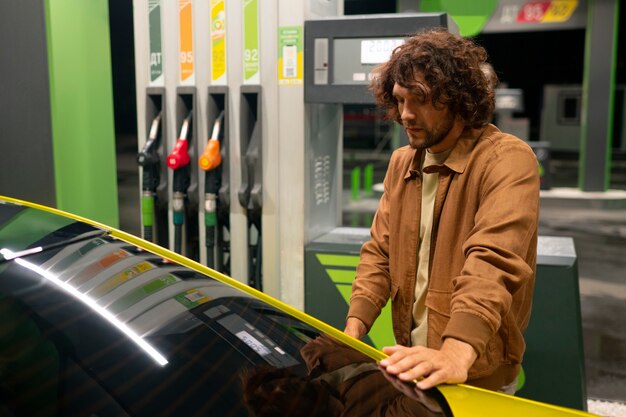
[179,0,194,82]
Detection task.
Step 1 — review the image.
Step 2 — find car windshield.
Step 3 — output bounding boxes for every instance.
[0,215,450,416]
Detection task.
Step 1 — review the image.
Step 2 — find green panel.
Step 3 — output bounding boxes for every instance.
[335,281,395,349]
[44,0,119,227]
[518,263,586,410]
[316,253,360,268]
[371,300,395,349]
[327,269,356,284]
[419,0,498,37]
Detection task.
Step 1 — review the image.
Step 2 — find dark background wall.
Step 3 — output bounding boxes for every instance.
[0,1,56,205]
[107,1,624,148]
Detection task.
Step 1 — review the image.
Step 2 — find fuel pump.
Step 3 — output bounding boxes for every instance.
[199,111,224,269]
[137,112,162,243]
[167,111,192,255]
[238,87,263,290]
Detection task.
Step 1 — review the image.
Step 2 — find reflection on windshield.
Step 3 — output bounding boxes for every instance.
[3,250,169,366]
[241,334,448,417]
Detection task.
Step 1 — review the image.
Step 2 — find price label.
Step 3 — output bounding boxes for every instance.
[361,39,404,64]
[517,2,550,23]
[516,0,578,23]
[179,0,194,83]
[211,0,227,83]
[243,0,259,83]
[148,0,163,84]
[544,0,578,22]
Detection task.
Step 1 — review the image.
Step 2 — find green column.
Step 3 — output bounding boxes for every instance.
[578,0,619,191]
[45,0,119,226]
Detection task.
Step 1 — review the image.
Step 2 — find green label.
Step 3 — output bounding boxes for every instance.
[278,26,303,85]
[243,0,259,83]
[109,274,178,314]
[148,0,163,83]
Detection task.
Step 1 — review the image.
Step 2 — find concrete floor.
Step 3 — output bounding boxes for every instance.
[539,198,626,402]
[116,136,626,403]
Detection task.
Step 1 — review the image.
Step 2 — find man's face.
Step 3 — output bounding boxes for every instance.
[392,75,458,153]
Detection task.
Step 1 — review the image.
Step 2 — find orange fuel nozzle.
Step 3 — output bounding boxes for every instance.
[199,111,224,171]
[199,140,221,171]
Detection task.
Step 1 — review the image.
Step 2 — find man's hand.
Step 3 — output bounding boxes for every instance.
[379,338,477,390]
[344,317,367,340]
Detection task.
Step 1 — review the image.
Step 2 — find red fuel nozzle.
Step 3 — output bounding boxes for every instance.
[199,140,221,171]
[167,139,190,169]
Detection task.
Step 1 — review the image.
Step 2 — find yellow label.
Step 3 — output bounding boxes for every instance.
[543,0,578,22]
[90,261,155,298]
[211,0,226,82]
[179,0,194,82]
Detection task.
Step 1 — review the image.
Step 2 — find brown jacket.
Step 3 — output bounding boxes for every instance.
[348,124,539,390]
[301,336,445,417]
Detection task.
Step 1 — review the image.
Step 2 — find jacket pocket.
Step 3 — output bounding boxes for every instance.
[425,289,451,316]
[389,283,405,345]
[424,290,451,349]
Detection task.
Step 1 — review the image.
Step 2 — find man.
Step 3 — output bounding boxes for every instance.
[344,28,539,394]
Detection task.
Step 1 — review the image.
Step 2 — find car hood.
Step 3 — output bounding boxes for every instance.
[0,196,596,417]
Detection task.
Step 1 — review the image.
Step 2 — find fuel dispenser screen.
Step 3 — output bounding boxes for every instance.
[333,38,404,85]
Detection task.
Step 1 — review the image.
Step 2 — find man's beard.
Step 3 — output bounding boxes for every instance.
[407,111,455,150]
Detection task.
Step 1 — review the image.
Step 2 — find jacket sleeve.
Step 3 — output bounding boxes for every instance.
[347,153,396,332]
[443,138,540,357]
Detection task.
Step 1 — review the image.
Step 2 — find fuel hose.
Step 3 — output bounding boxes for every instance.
[167,112,192,255]
[137,112,162,243]
[199,111,224,268]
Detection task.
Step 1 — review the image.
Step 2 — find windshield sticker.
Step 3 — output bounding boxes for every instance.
[108,274,179,314]
[89,261,156,298]
[48,238,108,274]
[218,313,298,367]
[66,249,131,286]
[236,330,271,356]
[204,304,231,319]
[175,289,212,309]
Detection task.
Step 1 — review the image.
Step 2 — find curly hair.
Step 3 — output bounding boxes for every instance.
[240,365,335,417]
[370,28,496,128]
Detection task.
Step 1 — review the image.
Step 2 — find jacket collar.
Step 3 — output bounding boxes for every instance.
[403,124,493,180]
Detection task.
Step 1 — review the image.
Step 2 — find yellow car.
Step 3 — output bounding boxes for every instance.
[0,196,596,417]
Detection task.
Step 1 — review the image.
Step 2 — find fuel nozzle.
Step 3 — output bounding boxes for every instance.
[137,112,162,167]
[167,112,192,170]
[199,111,224,171]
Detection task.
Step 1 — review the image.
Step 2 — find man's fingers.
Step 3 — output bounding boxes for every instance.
[381,345,406,357]
[381,348,435,381]
[416,369,448,390]
[396,360,436,381]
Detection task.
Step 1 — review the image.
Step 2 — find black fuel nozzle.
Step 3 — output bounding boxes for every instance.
[137,113,162,167]
[138,113,162,193]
